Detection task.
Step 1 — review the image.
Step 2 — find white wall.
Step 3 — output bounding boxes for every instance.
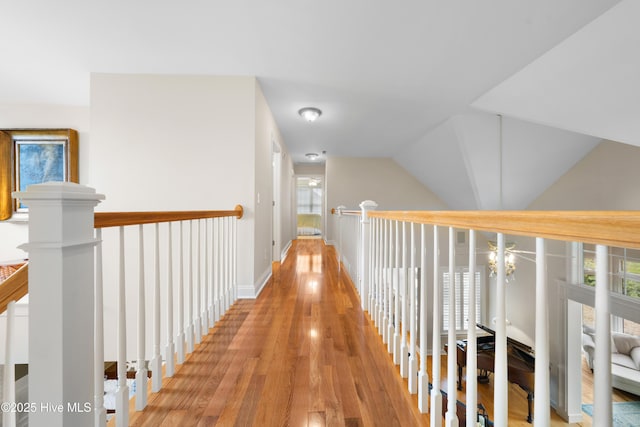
[325,156,446,245]
[0,104,90,261]
[90,74,261,358]
[254,82,294,294]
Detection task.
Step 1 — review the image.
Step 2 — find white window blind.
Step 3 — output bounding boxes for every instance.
[442,268,482,331]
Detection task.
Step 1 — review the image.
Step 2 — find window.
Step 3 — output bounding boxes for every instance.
[442,267,483,332]
[581,244,640,335]
[0,129,78,220]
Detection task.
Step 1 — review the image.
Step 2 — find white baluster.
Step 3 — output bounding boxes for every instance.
[216,217,222,322]
[366,218,376,315]
[234,215,238,302]
[203,219,210,332]
[177,222,186,364]
[136,225,148,411]
[186,220,194,353]
[466,229,477,427]
[227,217,234,310]
[393,220,401,365]
[593,244,612,425]
[534,237,549,426]
[195,220,202,345]
[387,220,395,354]
[494,233,508,427]
[209,218,215,327]
[223,216,228,314]
[116,227,129,427]
[373,218,379,328]
[400,221,409,378]
[3,301,16,427]
[418,224,429,413]
[165,222,175,377]
[151,223,162,393]
[409,222,418,394]
[431,224,442,427]
[382,219,389,342]
[445,227,458,427]
[94,229,107,427]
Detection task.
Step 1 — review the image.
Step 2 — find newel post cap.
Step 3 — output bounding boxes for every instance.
[359,200,377,223]
[13,181,105,203]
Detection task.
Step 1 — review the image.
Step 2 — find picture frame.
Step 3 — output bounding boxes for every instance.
[0,129,78,220]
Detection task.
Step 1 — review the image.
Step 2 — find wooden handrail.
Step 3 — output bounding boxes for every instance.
[0,264,28,314]
[94,205,244,228]
[368,210,640,250]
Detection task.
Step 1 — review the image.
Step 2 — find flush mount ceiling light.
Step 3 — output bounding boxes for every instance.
[298,107,322,122]
[305,152,319,161]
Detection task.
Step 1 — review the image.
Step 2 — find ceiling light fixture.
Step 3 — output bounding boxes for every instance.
[305,153,319,161]
[298,107,322,122]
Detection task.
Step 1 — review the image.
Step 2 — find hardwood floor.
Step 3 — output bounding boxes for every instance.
[129,239,637,427]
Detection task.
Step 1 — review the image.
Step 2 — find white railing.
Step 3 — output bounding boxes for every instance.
[335,202,640,427]
[9,182,242,427]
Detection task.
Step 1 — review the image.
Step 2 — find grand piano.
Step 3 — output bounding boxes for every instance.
[451,323,535,423]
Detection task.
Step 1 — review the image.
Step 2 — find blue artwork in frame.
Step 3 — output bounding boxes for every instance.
[16,141,66,209]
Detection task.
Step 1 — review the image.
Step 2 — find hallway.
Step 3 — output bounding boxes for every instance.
[131,239,427,426]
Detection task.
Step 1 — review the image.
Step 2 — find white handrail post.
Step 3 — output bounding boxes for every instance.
[359,200,377,312]
[136,225,148,411]
[418,224,429,413]
[15,182,103,427]
[408,222,418,394]
[445,227,458,427]
[466,229,477,427]
[593,244,612,425]
[94,229,107,427]
[165,222,175,377]
[534,237,549,426]
[494,233,508,427]
[3,301,16,427]
[151,223,163,393]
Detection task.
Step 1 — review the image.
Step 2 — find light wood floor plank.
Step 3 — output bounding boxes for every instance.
[130,239,636,427]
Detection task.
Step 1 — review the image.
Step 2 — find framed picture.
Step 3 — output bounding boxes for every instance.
[0,129,78,220]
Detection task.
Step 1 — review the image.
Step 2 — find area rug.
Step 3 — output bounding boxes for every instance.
[582,401,640,426]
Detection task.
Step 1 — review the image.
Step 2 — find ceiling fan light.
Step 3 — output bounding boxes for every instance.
[298,107,322,122]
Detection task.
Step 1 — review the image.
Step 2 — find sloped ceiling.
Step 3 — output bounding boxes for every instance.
[472,0,640,147]
[394,113,601,210]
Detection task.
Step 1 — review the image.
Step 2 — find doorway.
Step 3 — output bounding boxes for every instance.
[296,176,323,238]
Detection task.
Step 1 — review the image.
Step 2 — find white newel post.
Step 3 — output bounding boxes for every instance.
[15,182,104,427]
[359,200,377,312]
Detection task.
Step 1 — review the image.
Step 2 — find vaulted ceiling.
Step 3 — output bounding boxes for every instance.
[2,0,636,209]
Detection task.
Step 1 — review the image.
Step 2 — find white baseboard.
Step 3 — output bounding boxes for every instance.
[237,284,256,299]
[281,240,292,262]
[255,266,272,297]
